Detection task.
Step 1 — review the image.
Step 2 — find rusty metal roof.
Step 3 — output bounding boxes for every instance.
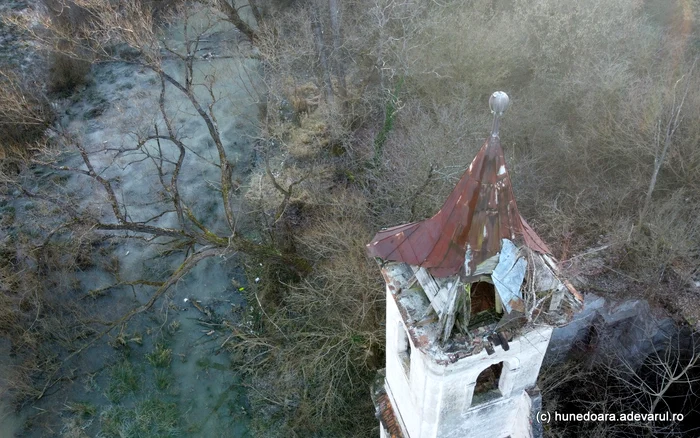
[367,132,550,278]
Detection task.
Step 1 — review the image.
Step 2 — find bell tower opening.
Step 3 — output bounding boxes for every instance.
[470,281,496,315]
[468,281,501,329]
[472,361,504,405]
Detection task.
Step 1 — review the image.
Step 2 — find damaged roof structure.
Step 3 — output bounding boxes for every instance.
[367,93,549,278]
[367,91,582,356]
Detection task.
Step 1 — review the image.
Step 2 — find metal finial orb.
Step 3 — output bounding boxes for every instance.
[489,91,509,116]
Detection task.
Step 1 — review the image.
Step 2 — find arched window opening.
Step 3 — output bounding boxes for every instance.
[470,281,496,315]
[468,281,500,329]
[472,362,503,405]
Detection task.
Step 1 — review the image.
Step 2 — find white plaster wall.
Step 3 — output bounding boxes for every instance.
[385,287,421,435]
[385,287,552,438]
[442,390,534,438]
[510,390,536,438]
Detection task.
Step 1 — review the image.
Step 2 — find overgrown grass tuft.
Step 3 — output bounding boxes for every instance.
[106,361,140,403]
[65,401,97,418]
[100,398,180,438]
[145,343,172,369]
[154,369,173,391]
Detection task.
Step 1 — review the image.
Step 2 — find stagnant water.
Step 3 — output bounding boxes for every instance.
[1,389,25,438]
[3,6,261,437]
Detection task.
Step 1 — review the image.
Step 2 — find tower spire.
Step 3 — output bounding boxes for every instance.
[367,92,549,278]
[489,91,509,137]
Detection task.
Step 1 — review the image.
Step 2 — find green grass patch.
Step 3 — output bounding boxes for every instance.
[154,368,173,391]
[100,398,181,438]
[106,360,140,403]
[373,76,404,166]
[146,343,172,368]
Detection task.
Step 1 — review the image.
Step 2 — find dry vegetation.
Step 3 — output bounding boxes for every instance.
[0,211,104,407]
[240,0,700,434]
[0,71,54,160]
[539,323,700,437]
[1,0,699,436]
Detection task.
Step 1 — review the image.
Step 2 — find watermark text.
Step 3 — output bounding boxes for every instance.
[535,411,684,424]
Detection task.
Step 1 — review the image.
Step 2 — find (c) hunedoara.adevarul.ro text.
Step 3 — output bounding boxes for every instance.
[535,411,684,424]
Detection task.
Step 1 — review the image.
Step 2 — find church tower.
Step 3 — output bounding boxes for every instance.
[367,92,582,438]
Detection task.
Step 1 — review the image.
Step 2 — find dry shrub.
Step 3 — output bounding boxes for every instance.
[47,51,90,94]
[0,209,96,406]
[402,1,529,102]
[0,71,54,160]
[289,82,320,118]
[140,0,186,22]
[245,160,335,218]
[255,4,318,117]
[256,1,376,159]
[403,0,651,101]
[38,0,180,96]
[287,110,331,160]
[239,189,384,436]
[0,258,62,404]
[618,189,700,286]
[41,0,94,92]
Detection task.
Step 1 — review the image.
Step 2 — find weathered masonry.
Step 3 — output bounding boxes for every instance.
[367,92,583,438]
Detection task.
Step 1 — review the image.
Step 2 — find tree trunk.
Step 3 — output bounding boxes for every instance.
[249,0,262,26]
[328,0,347,99]
[639,58,696,226]
[310,2,334,105]
[218,0,257,42]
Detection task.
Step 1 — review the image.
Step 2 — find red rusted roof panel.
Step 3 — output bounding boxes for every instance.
[367,135,551,277]
[520,216,551,254]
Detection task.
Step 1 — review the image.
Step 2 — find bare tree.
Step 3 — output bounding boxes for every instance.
[327,0,347,99]
[310,0,335,105]
[639,57,698,226]
[214,0,258,42]
[1,0,313,395]
[540,321,700,437]
[615,327,700,427]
